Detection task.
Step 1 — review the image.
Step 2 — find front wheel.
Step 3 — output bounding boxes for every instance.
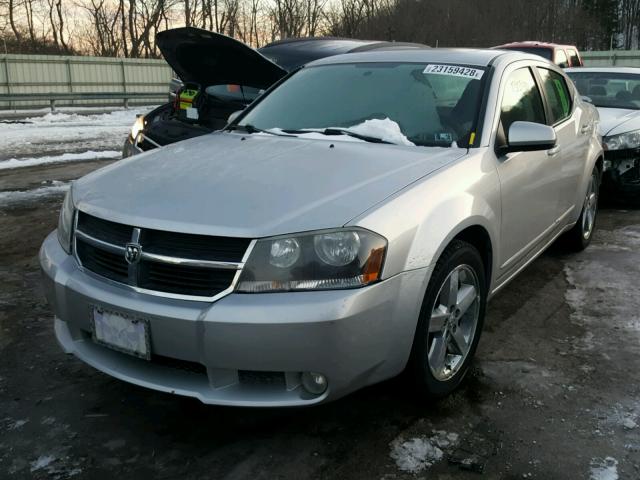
[409,240,487,398]
[563,167,600,251]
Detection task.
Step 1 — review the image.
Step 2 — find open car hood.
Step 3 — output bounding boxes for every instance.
[156,27,287,89]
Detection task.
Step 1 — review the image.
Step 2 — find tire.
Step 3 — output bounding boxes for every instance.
[409,240,488,398]
[563,167,600,251]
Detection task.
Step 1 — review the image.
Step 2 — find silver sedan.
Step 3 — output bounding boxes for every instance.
[40,48,602,406]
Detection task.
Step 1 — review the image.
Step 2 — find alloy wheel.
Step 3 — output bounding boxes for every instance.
[427,264,481,381]
[582,172,598,240]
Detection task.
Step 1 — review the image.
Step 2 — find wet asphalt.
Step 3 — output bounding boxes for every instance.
[1,153,640,480]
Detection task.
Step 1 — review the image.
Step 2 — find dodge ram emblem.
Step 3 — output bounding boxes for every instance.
[125,243,142,265]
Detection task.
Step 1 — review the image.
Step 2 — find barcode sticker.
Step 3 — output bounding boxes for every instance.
[423,64,484,80]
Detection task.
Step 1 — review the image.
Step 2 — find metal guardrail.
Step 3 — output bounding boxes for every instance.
[0,91,168,111]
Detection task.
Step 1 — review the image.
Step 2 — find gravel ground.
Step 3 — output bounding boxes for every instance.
[1,114,640,479]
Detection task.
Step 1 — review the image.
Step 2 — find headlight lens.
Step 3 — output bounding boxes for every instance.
[130,115,145,140]
[57,188,75,254]
[236,228,387,292]
[603,129,640,151]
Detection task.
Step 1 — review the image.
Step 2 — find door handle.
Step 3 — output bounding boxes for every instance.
[547,146,561,156]
[581,124,591,134]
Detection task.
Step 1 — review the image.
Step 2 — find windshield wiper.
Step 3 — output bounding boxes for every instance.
[227,124,293,137]
[282,128,393,144]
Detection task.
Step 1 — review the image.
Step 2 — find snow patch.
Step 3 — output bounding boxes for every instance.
[0,150,120,170]
[348,118,415,146]
[30,455,55,472]
[389,430,459,474]
[590,457,618,480]
[6,418,28,430]
[265,118,415,146]
[0,181,69,206]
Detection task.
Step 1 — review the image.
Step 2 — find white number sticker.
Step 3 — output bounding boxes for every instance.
[423,64,484,80]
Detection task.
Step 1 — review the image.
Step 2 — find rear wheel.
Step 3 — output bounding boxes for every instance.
[409,240,487,398]
[563,167,600,251]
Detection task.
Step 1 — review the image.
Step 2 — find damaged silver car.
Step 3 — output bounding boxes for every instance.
[41,49,602,406]
[567,67,640,199]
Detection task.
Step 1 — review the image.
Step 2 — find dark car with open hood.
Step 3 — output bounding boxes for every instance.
[122,28,426,157]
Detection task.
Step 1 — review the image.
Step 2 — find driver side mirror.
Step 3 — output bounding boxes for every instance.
[227,110,244,125]
[504,121,557,153]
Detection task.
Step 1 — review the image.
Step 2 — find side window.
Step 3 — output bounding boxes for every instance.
[555,49,569,68]
[500,67,546,138]
[537,68,572,124]
[567,49,580,66]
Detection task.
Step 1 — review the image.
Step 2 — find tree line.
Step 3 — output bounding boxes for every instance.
[0,0,639,57]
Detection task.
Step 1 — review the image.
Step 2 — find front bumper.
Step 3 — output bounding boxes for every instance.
[603,149,640,196]
[40,232,427,406]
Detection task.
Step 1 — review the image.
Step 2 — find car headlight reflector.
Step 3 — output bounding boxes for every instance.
[603,129,640,151]
[57,188,75,254]
[314,231,361,266]
[236,228,387,292]
[269,238,301,268]
[130,115,145,140]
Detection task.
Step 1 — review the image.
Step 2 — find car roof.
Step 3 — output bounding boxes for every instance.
[565,67,640,74]
[494,41,578,49]
[306,48,512,68]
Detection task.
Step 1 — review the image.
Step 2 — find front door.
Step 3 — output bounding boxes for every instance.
[495,66,562,277]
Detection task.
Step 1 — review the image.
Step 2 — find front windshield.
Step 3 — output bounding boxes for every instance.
[237,62,487,147]
[567,71,640,110]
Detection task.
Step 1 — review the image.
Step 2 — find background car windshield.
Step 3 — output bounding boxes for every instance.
[567,72,640,109]
[238,62,486,147]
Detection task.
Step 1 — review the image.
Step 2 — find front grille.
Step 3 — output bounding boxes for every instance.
[139,260,236,297]
[74,211,251,299]
[76,241,128,283]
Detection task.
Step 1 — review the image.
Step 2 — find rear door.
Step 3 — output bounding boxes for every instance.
[494,65,561,277]
[535,66,588,218]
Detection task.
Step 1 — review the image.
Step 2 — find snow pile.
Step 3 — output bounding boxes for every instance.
[348,118,415,146]
[21,107,152,127]
[0,181,69,207]
[0,150,120,170]
[590,457,618,480]
[1,107,149,166]
[389,430,459,474]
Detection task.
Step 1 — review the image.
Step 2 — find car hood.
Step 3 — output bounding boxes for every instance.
[156,27,287,89]
[73,133,466,238]
[597,107,640,136]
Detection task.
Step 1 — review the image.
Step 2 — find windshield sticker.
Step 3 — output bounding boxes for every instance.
[423,64,484,80]
[435,132,453,143]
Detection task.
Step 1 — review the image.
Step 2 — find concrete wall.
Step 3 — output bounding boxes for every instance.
[582,50,640,67]
[1,50,639,110]
[0,54,172,109]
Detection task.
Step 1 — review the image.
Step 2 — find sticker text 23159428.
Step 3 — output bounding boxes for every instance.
[423,64,484,80]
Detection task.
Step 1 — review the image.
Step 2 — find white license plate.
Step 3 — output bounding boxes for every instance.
[91,307,150,360]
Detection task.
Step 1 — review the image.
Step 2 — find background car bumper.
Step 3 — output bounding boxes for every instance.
[40,232,428,406]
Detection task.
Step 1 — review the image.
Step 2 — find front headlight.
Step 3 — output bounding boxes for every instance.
[57,188,75,254]
[236,228,387,292]
[130,115,145,141]
[603,129,640,151]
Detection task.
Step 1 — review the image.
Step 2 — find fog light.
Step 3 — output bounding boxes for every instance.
[301,372,328,395]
